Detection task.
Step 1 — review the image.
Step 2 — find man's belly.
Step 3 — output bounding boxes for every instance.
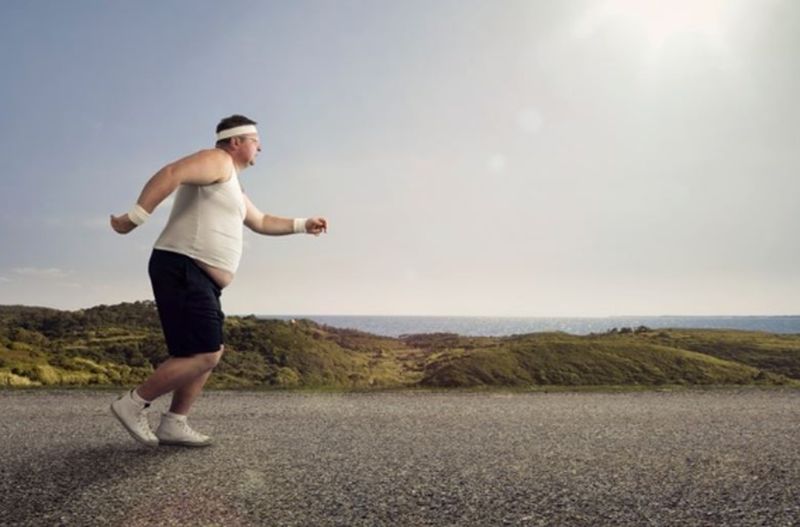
[193,258,234,289]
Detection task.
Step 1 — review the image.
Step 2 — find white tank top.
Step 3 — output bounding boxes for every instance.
[153,166,246,273]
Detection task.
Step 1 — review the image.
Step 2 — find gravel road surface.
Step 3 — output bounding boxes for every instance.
[1,388,799,526]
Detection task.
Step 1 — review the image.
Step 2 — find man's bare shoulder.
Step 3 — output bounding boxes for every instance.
[169,148,234,186]
[181,148,233,168]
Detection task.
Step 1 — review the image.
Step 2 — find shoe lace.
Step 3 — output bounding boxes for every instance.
[178,419,206,440]
[137,411,153,436]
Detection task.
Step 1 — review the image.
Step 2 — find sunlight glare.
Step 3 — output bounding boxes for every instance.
[574,0,730,64]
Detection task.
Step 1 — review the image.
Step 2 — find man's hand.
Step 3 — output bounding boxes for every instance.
[305,217,328,236]
[110,214,137,235]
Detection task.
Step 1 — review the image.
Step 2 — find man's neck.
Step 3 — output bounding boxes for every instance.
[218,147,248,173]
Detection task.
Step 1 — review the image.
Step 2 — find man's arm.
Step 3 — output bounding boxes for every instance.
[111,149,232,234]
[243,193,328,236]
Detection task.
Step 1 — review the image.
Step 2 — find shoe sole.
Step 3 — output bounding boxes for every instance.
[110,402,159,448]
[157,439,213,448]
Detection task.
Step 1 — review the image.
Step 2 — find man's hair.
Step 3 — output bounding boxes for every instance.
[215,114,257,147]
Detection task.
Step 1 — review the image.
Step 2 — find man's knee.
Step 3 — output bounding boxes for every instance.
[199,345,224,370]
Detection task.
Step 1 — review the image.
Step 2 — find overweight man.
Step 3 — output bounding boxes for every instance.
[109,114,327,447]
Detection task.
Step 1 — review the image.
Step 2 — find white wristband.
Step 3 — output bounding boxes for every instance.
[293,218,307,234]
[128,204,150,226]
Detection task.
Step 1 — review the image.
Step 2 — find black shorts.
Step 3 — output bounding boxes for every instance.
[148,249,225,357]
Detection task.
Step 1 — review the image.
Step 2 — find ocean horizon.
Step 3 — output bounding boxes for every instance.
[252,315,800,338]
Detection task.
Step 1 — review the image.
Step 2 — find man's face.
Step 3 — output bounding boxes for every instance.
[236,134,261,166]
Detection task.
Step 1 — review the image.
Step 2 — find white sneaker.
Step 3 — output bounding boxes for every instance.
[110,390,158,447]
[155,413,213,447]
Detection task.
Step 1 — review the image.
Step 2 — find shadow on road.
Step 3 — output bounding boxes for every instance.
[0,443,180,525]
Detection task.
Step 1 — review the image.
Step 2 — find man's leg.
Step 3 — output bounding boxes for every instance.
[169,369,213,415]
[152,351,221,448]
[135,346,223,403]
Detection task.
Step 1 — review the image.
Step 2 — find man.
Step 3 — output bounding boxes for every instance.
[109,115,327,447]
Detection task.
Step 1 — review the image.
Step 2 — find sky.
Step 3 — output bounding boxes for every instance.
[0,0,798,317]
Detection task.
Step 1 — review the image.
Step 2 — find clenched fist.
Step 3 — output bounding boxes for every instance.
[305,217,328,236]
[110,214,137,234]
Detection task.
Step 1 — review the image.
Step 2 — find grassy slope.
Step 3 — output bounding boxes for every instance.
[640,329,800,380]
[1,303,799,389]
[417,332,795,388]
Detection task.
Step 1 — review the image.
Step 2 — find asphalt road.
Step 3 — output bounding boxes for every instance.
[1,388,799,526]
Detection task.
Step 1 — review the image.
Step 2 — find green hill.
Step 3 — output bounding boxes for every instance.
[640,329,800,380]
[1,302,798,390]
[416,331,790,388]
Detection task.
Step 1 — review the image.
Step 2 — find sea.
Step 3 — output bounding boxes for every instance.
[257,315,800,338]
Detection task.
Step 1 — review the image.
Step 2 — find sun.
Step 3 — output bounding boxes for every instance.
[573,0,730,64]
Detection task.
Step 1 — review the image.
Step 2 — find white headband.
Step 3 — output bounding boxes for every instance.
[216,125,258,141]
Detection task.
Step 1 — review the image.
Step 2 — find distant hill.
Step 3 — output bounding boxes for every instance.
[416,331,794,387]
[1,302,798,390]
